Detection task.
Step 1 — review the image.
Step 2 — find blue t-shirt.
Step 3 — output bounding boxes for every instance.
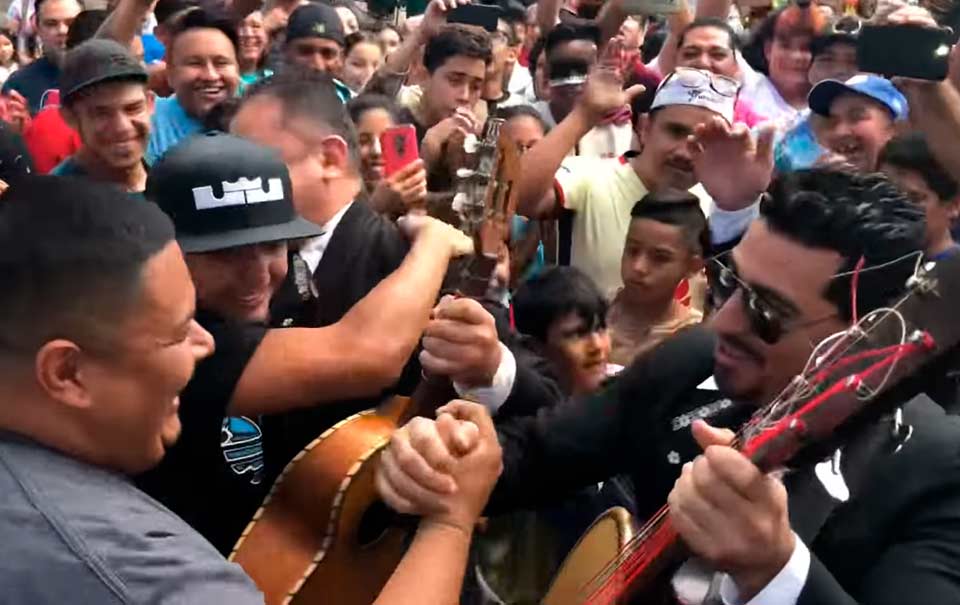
[774,110,824,173]
[51,155,148,200]
[147,96,203,164]
[141,33,165,65]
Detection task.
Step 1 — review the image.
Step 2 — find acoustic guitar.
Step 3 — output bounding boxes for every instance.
[229,118,521,605]
[545,253,960,604]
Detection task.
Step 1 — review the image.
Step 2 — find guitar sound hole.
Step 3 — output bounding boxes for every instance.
[357,500,397,547]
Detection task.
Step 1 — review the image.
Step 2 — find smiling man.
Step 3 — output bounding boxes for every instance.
[53,39,153,194]
[147,8,240,163]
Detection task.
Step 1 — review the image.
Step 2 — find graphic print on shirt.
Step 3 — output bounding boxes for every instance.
[221,416,265,485]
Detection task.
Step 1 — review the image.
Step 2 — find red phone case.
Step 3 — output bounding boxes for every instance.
[381,125,419,178]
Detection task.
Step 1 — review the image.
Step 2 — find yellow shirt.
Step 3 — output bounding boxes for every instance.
[555,155,714,296]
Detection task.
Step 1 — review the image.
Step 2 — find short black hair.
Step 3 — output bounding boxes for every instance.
[0,176,175,362]
[641,27,667,64]
[761,169,925,322]
[677,17,739,51]
[167,7,239,60]
[203,97,240,131]
[345,30,381,55]
[347,92,402,125]
[630,192,709,256]
[154,0,196,26]
[495,103,549,132]
[513,266,608,344]
[544,22,600,57]
[242,67,359,165]
[879,133,959,203]
[528,34,546,81]
[66,9,107,50]
[35,0,83,18]
[423,24,493,73]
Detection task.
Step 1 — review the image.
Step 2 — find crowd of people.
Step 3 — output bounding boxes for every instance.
[1,0,960,601]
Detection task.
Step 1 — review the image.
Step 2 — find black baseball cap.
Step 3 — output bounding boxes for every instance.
[286,3,346,47]
[146,132,324,253]
[60,39,148,102]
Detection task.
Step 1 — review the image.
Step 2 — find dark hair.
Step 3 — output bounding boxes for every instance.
[154,0,196,26]
[66,9,107,50]
[879,133,959,203]
[528,34,546,81]
[0,176,175,361]
[168,7,239,60]
[641,27,667,64]
[345,30,381,55]
[742,8,779,74]
[423,24,493,73]
[513,266,608,343]
[203,97,240,130]
[242,67,359,164]
[630,193,709,255]
[761,169,925,322]
[544,22,600,57]
[35,0,83,18]
[677,17,739,51]
[495,103,549,131]
[347,92,402,125]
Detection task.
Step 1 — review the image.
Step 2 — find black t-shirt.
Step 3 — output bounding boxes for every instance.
[136,310,270,555]
[2,57,59,115]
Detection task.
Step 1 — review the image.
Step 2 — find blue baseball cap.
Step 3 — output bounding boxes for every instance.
[808,74,909,121]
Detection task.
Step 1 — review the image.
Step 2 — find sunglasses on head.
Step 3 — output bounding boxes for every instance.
[709,257,836,344]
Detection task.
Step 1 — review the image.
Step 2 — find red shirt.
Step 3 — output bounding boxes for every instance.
[23,105,80,174]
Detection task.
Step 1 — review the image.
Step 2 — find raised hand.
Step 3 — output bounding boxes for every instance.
[418,0,471,44]
[576,62,645,126]
[689,118,776,211]
[421,108,479,168]
[668,420,795,601]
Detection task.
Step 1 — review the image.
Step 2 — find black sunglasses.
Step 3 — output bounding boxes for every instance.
[709,258,835,344]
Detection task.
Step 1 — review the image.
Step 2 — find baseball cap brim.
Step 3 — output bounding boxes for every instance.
[176,215,325,253]
[808,79,854,117]
[64,71,149,101]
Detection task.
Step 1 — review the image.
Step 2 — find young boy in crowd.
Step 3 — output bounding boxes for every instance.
[879,132,960,261]
[606,192,708,366]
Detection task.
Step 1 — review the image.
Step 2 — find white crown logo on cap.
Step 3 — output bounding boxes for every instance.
[651,67,739,125]
[192,177,285,210]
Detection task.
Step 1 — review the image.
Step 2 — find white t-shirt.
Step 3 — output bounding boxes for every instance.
[738,57,803,129]
[533,101,635,159]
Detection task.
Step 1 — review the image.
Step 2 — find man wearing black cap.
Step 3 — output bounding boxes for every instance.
[52,39,153,194]
[138,131,477,554]
[283,2,346,77]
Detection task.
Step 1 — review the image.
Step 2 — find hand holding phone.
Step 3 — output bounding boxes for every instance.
[447,2,502,32]
[381,125,420,178]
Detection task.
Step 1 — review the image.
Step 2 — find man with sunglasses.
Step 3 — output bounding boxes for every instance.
[379,169,960,604]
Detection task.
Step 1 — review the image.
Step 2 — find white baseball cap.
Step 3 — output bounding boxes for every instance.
[650,67,739,124]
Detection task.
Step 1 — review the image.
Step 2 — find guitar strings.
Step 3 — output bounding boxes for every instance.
[581,256,929,603]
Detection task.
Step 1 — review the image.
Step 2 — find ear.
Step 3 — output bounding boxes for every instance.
[763,40,772,65]
[316,134,351,179]
[637,112,651,139]
[506,46,518,64]
[687,253,705,277]
[34,340,94,411]
[948,197,960,221]
[145,89,156,116]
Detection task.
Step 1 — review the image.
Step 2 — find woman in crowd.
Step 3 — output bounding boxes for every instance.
[347,93,427,218]
[375,21,402,56]
[342,30,384,94]
[237,10,271,86]
[0,28,18,85]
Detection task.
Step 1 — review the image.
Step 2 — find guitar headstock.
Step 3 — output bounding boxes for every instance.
[450,117,521,298]
[739,253,960,471]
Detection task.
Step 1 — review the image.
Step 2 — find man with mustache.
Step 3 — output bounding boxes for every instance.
[378,169,960,604]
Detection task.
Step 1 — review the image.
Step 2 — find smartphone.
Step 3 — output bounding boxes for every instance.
[857,24,952,81]
[620,0,682,15]
[381,125,419,178]
[447,3,502,32]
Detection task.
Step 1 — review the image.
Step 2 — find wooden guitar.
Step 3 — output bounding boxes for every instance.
[546,253,960,605]
[229,118,520,605]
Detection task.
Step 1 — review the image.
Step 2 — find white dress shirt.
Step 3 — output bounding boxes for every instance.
[297,202,352,274]
[720,533,811,605]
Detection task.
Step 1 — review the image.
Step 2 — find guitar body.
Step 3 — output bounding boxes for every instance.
[543,507,637,605]
[230,400,413,605]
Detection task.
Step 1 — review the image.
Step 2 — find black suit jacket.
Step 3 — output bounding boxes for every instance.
[491,326,960,604]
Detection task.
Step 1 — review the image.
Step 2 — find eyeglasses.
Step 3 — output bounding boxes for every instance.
[709,258,836,344]
[658,66,741,98]
[830,16,862,36]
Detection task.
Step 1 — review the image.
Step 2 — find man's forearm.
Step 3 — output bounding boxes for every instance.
[517,107,593,217]
[374,522,473,605]
[96,0,150,48]
[537,0,563,33]
[909,82,960,180]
